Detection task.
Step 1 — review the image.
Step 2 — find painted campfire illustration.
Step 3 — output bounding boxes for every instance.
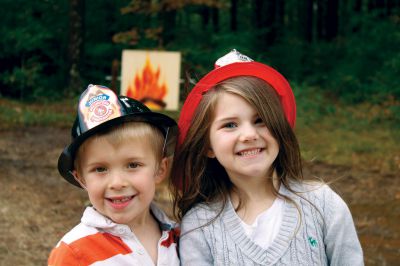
[125,55,167,110]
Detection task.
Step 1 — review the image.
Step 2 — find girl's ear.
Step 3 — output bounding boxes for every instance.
[155,157,168,184]
[207,148,216,158]
[72,170,87,190]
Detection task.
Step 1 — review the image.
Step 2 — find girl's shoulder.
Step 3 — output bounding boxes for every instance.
[282,180,351,218]
[183,200,224,220]
[282,180,337,200]
[180,200,226,232]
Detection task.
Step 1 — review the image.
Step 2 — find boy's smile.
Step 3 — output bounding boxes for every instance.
[208,92,279,182]
[106,195,136,209]
[75,136,166,228]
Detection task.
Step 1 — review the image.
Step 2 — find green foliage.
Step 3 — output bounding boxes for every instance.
[326,14,400,103]
[0,0,398,107]
[0,0,68,100]
[293,83,338,125]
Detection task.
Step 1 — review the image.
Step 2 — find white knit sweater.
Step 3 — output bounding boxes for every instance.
[179,182,364,266]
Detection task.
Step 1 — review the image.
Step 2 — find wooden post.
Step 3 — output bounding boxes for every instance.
[110,59,120,94]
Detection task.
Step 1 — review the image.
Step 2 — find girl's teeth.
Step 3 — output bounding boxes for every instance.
[240,149,260,156]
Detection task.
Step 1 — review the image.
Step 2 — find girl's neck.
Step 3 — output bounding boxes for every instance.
[230,170,279,200]
[230,171,280,224]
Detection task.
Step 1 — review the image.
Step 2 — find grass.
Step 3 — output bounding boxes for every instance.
[0,98,76,129]
[294,86,399,173]
[0,90,398,173]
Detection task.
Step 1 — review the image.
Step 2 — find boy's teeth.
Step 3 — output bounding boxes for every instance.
[111,197,131,203]
[240,149,260,156]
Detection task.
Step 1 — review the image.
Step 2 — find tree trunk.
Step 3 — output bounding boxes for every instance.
[353,0,362,12]
[326,0,338,40]
[276,0,284,29]
[254,0,263,29]
[230,0,238,31]
[316,0,326,40]
[161,9,176,46]
[300,0,314,42]
[68,0,84,95]
[387,0,400,15]
[265,0,277,43]
[211,7,219,32]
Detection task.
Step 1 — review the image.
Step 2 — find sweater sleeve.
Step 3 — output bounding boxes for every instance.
[323,186,364,266]
[179,207,213,266]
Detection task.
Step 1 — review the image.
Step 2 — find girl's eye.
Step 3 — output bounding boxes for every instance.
[255,117,264,124]
[223,122,237,128]
[128,162,140,169]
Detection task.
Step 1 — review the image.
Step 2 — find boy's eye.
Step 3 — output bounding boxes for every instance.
[128,162,140,169]
[95,167,107,173]
[223,122,237,128]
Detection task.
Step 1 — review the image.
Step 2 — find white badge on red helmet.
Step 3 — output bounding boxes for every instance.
[214,49,254,68]
[78,84,122,132]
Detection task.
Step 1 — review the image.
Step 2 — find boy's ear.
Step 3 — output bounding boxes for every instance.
[155,157,168,184]
[72,170,87,190]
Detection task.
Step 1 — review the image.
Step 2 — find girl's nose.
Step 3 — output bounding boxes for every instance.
[239,124,259,142]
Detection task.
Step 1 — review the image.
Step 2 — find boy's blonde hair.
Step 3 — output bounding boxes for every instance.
[75,121,165,172]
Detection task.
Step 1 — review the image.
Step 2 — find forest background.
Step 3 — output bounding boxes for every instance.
[0,0,399,265]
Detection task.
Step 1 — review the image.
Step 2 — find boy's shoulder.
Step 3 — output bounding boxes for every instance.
[54,208,101,247]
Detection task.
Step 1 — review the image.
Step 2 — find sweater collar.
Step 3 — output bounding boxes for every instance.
[223,185,299,264]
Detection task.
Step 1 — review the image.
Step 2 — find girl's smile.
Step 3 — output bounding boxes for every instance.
[236,148,264,157]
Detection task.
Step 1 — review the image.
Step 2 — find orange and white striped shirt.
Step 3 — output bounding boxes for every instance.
[48,204,180,266]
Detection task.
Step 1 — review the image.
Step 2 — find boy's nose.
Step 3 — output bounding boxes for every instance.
[109,172,127,190]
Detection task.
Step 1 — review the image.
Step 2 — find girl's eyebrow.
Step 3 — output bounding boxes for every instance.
[214,112,259,123]
[213,116,237,123]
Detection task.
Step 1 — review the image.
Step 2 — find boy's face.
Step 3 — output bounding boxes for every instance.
[74,136,167,228]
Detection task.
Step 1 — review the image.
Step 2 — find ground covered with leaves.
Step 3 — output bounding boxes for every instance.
[0,126,399,265]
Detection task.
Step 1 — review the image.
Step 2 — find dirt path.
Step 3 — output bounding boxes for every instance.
[0,127,398,265]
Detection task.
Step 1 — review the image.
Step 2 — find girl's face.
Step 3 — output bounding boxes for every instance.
[207,92,279,183]
[74,136,166,228]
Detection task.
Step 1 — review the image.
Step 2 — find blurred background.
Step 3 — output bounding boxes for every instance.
[0,0,399,265]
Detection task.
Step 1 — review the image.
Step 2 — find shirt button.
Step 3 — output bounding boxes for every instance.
[118,228,125,234]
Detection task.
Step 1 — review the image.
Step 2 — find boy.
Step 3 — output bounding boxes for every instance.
[48,84,180,265]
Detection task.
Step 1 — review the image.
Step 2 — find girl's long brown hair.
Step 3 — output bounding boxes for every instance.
[170,76,304,221]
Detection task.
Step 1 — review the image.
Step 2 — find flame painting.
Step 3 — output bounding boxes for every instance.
[121,50,181,110]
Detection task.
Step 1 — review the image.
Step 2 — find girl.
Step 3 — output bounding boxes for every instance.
[170,50,363,265]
